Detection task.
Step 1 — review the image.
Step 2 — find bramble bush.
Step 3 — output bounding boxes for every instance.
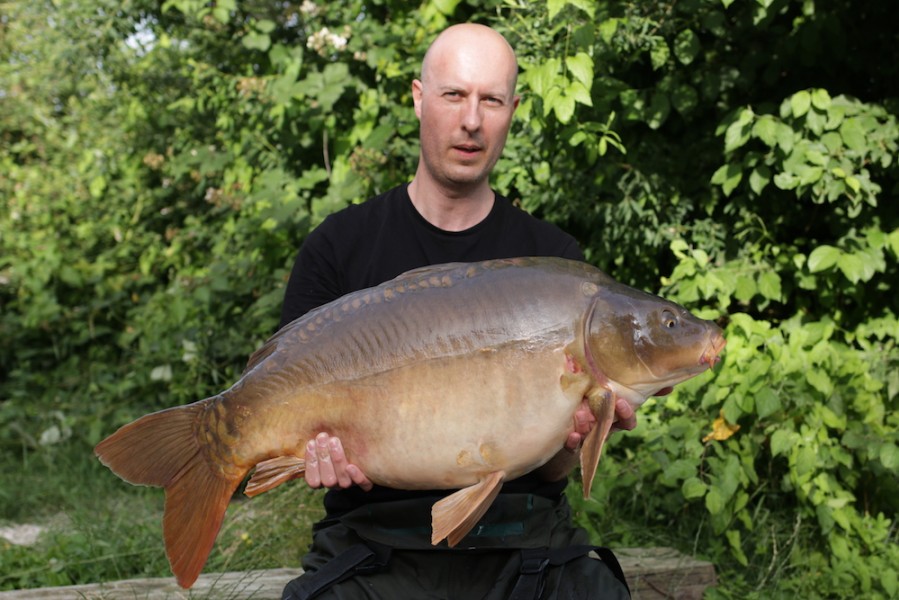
[2,0,896,596]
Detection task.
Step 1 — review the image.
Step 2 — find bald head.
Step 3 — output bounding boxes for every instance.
[420,24,518,96]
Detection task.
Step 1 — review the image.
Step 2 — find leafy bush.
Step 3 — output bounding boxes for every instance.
[1,0,896,596]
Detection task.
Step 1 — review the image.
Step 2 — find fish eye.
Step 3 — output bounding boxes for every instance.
[662,310,678,329]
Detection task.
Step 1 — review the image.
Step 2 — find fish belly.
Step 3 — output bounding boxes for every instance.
[308,344,592,489]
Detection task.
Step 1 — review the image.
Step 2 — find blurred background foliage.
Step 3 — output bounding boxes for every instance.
[1,0,897,596]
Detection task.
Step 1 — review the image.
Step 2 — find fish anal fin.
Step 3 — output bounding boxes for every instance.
[245,455,306,497]
[580,389,617,499]
[431,470,505,547]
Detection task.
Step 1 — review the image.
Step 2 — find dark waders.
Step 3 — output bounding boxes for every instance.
[282,494,630,600]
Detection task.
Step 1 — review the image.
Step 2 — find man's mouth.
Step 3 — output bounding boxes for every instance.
[453,144,482,155]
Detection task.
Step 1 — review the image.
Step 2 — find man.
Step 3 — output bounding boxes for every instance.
[279,23,635,600]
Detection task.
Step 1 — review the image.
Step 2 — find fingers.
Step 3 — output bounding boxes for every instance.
[346,464,374,492]
[611,398,637,432]
[304,433,373,491]
[564,402,596,452]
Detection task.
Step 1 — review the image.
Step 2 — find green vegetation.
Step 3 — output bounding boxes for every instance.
[2,0,896,596]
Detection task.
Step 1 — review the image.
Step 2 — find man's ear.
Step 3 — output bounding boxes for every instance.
[412,79,424,119]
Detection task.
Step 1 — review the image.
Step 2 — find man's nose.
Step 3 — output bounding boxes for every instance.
[460,97,483,132]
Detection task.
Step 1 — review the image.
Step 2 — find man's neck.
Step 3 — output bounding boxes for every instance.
[407,175,495,232]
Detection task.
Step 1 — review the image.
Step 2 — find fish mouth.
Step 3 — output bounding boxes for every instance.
[700,332,727,368]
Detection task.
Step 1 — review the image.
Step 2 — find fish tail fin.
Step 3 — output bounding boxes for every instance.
[580,390,616,499]
[94,398,246,588]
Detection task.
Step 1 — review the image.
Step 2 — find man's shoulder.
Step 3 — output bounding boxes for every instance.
[321,185,407,226]
[494,196,581,254]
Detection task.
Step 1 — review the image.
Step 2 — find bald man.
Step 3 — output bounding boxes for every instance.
[279,23,632,600]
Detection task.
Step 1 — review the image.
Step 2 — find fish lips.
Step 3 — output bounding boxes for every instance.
[700,332,727,368]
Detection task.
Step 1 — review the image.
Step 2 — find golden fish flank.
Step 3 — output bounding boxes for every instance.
[94,256,725,588]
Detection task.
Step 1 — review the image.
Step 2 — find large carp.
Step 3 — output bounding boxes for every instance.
[95,257,725,588]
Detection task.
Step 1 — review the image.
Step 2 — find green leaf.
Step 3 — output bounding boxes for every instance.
[734,274,757,303]
[724,120,750,153]
[432,0,462,15]
[882,566,898,597]
[839,118,867,152]
[752,115,778,147]
[837,253,866,283]
[770,429,795,457]
[726,530,749,566]
[552,92,576,124]
[598,18,619,44]
[547,0,566,20]
[650,38,670,70]
[674,29,701,65]
[682,477,708,499]
[526,58,561,97]
[773,171,798,190]
[242,32,271,52]
[566,53,593,87]
[808,245,840,272]
[749,165,771,195]
[757,270,781,300]
[646,92,670,129]
[790,90,812,117]
[755,386,781,418]
[566,80,592,107]
[670,83,699,115]
[811,88,832,110]
[705,486,725,515]
[775,122,795,153]
[711,164,742,196]
[255,19,276,33]
[794,445,817,478]
[807,370,833,396]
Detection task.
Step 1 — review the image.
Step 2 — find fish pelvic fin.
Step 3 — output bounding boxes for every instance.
[580,389,616,499]
[245,456,306,497]
[431,470,505,547]
[94,399,246,588]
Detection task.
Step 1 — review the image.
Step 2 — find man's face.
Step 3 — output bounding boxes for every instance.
[412,38,519,191]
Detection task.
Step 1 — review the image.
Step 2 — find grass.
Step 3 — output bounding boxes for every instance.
[0,438,325,591]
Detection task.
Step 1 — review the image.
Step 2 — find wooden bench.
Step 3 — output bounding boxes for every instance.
[0,547,716,599]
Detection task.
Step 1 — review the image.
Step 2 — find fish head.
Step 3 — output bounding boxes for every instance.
[584,284,726,403]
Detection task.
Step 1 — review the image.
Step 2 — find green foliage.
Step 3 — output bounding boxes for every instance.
[2,0,897,596]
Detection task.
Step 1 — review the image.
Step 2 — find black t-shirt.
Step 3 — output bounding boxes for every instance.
[280,184,585,517]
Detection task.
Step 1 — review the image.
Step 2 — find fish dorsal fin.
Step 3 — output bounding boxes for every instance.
[431,470,505,547]
[243,334,282,373]
[580,388,617,499]
[244,455,306,497]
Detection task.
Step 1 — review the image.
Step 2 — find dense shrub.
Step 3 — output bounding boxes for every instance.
[2,0,896,595]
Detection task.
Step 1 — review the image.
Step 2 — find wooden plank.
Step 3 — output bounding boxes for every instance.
[0,548,715,599]
[0,570,302,600]
[617,547,718,600]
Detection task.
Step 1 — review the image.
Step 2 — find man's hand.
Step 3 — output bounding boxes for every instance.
[562,397,637,453]
[304,432,373,491]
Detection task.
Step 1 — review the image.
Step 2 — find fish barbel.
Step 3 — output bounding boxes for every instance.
[95,257,725,587]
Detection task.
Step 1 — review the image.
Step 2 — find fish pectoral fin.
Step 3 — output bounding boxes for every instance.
[431,470,505,547]
[580,390,616,499]
[245,456,306,497]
